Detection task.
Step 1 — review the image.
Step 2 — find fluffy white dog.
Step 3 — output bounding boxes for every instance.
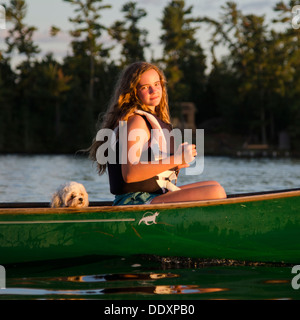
[51,181,89,208]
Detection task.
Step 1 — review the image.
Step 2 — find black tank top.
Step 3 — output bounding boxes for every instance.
[107,113,174,195]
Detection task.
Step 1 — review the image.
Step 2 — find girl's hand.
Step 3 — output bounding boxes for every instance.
[174,142,197,165]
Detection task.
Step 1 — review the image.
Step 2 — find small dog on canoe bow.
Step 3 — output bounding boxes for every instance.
[51,181,89,208]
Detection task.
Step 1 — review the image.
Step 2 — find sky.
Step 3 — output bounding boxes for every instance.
[0,0,285,67]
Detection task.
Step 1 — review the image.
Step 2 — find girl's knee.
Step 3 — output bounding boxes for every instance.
[215,185,227,199]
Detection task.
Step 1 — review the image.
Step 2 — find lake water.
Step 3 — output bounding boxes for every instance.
[0,154,300,302]
[1,154,300,202]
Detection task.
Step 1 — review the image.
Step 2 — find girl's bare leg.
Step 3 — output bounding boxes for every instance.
[179,180,222,190]
[150,182,226,204]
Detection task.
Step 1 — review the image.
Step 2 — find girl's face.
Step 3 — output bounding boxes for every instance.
[137,69,162,111]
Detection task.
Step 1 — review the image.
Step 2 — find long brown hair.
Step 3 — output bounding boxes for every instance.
[89,61,171,175]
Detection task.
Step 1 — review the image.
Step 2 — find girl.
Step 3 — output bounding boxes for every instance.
[89,62,226,205]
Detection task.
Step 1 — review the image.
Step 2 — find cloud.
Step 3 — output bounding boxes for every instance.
[239,0,277,12]
[33,29,71,44]
[139,0,163,6]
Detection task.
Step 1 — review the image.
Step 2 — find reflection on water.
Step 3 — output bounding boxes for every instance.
[1,256,298,300]
[65,272,179,282]
[2,267,227,298]
[264,280,290,284]
[153,285,227,295]
[1,285,226,297]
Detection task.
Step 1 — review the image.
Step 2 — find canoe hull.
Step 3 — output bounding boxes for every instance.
[1,190,300,265]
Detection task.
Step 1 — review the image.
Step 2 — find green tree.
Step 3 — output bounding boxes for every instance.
[61,0,113,146]
[160,0,206,113]
[42,58,72,139]
[273,0,300,150]
[2,0,40,151]
[62,54,120,151]
[109,1,149,66]
[201,1,297,146]
[64,0,111,102]
[0,55,16,151]
[4,0,40,62]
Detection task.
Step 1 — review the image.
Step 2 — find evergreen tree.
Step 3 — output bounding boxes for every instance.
[273,0,300,149]
[3,0,40,151]
[4,0,40,62]
[160,0,206,118]
[201,1,298,146]
[0,55,16,151]
[64,0,111,102]
[62,0,112,145]
[109,1,149,66]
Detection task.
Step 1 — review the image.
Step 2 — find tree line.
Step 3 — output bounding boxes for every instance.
[0,0,299,155]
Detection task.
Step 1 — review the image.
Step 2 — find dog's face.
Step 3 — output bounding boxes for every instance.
[63,182,89,208]
[51,182,89,208]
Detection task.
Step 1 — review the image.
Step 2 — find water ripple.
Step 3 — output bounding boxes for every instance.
[1,155,300,202]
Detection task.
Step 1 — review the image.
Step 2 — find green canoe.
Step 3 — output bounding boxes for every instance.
[0,188,300,265]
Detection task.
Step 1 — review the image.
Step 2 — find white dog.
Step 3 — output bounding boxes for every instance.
[51,181,89,208]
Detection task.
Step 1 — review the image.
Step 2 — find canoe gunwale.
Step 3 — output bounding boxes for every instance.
[0,187,300,215]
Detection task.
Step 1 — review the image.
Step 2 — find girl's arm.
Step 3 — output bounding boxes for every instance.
[121,115,195,183]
